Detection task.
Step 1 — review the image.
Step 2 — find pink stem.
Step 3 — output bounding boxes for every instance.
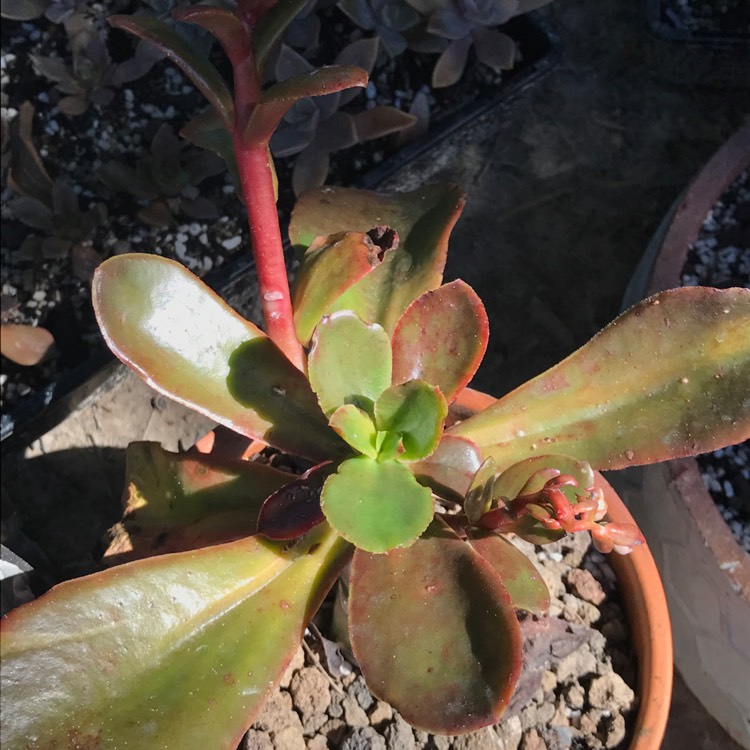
[234,136,305,370]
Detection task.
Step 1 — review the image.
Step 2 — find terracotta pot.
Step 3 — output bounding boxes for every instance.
[457,387,673,750]
[618,125,750,748]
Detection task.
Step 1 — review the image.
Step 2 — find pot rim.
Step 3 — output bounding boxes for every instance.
[641,125,750,598]
[456,386,673,750]
[646,124,750,294]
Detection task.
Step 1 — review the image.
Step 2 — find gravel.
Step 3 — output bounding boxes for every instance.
[241,530,638,750]
[680,169,750,553]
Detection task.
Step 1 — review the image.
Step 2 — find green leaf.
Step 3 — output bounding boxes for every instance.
[408,434,483,501]
[245,65,368,144]
[465,531,550,615]
[93,254,343,461]
[392,280,489,403]
[450,287,750,471]
[374,380,448,461]
[0,525,351,749]
[321,456,433,552]
[307,311,392,417]
[464,457,497,524]
[104,442,293,563]
[108,15,234,130]
[288,184,466,332]
[293,232,387,345]
[349,517,522,733]
[329,404,379,457]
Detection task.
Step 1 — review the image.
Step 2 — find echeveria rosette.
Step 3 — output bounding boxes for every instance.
[307,310,449,552]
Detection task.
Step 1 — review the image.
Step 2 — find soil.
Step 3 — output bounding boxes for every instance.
[247,531,638,750]
[680,168,750,553]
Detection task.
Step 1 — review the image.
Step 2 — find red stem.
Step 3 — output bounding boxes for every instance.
[233,136,305,370]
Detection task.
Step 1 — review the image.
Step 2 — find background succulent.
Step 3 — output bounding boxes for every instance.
[270,40,416,195]
[336,0,422,56]
[30,14,161,116]
[404,0,553,87]
[97,122,225,226]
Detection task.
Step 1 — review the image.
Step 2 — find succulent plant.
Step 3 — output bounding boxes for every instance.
[1,2,748,749]
[0,0,83,23]
[271,40,416,195]
[31,14,161,116]
[97,122,225,226]
[337,0,422,56]
[404,0,553,87]
[6,105,107,271]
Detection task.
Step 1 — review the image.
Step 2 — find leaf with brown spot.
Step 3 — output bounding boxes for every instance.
[392,280,489,403]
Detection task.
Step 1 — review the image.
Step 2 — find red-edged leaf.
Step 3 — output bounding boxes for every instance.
[392,280,489,402]
[244,65,368,144]
[108,15,234,129]
[0,525,351,749]
[292,231,386,345]
[451,287,750,471]
[104,442,294,563]
[289,184,466,333]
[93,254,343,461]
[465,531,550,615]
[349,517,522,733]
[257,462,336,540]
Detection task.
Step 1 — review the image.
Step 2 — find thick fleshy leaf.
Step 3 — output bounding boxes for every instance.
[321,456,433,552]
[409,434,483,501]
[465,531,550,615]
[349,517,522,733]
[464,456,497,523]
[473,27,516,73]
[288,184,466,332]
[433,35,472,88]
[257,462,336,540]
[492,454,595,501]
[245,65,368,144]
[374,380,448,461]
[292,231,386,345]
[104,442,293,563]
[329,404,378,457]
[108,15,234,129]
[392,280,489,402]
[450,287,750,471]
[351,106,417,141]
[0,324,54,366]
[93,254,343,460]
[0,525,351,749]
[308,311,392,417]
[173,6,250,66]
